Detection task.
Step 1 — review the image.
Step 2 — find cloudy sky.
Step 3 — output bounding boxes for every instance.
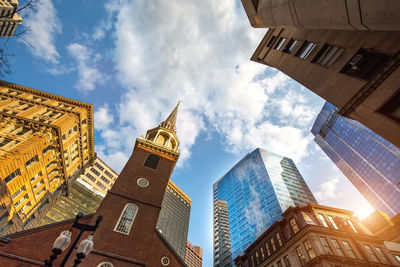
[5,0,374,265]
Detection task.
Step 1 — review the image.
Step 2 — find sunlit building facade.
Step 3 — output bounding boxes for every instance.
[311,102,400,217]
[0,80,94,234]
[77,157,118,197]
[213,148,317,264]
[156,179,191,260]
[214,199,232,267]
[185,241,203,267]
[0,0,23,37]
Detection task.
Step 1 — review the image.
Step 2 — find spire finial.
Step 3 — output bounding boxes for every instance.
[161,101,181,131]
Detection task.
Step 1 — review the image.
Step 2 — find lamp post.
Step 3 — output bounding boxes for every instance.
[45,212,102,267]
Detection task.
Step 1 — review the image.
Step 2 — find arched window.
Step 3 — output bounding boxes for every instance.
[97,262,114,267]
[114,203,138,234]
[144,153,160,169]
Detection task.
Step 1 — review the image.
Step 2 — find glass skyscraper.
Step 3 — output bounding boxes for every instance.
[213,148,316,265]
[312,102,400,217]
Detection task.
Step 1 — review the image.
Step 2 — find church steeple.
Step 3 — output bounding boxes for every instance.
[160,102,180,132]
[143,103,180,152]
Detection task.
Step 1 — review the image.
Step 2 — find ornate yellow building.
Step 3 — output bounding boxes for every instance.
[0,0,23,37]
[0,80,95,234]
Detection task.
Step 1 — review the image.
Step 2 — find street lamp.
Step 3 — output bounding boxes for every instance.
[45,212,103,267]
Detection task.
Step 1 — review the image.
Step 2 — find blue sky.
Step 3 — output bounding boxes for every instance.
[4,0,374,265]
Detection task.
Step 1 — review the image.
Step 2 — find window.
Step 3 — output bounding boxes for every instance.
[320,237,333,255]
[96,181,106,190]
[342,241,356,258]
[276,260,283,267]
[0,138,12,147]
[346,219,358,233]
[304,239,315,259]
[394,255,400,263]
[290,218,299,233]
[94,162,104,171]
[91,167,100,176]
[364,245,379,262]
[295,41,316,59]
[260,246,265,259]
[283,255,291,267]
[270,237,277,252]
[104,170,113,179]
[82,119,87,125]
[265,242,271,256]
[312,44,344,67]
[276,232,282,246]
[5,169,21,183]
[331,239,344,256]
[255,251,260,263]
[85,173,96,182]
[273,37,286,50]
[250,255,255,267]
[144,153,160,169]
[377,89,400,123]
[295,246,306,265]
[114,203,138,234]
[327,216,338,229]
[375,247,389,263]
[97,263,114,267]
[340,48,390,80]
[25,155,38,167]
[266,36,277,48]
[282,39,298,54]
[100,176,110,184]
[317,214,328,227]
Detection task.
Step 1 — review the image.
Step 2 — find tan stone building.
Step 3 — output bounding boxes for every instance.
[185,241,203,267]
[241,0,400,148]
[0,80,95,234]
[0,0,22,37]
[362,211,400,243]
[234,204,400,267]
[77,157,118,197]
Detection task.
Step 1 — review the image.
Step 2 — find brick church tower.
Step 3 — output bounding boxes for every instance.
[0,103,186,266]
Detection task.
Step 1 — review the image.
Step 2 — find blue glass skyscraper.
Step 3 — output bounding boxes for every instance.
[311,102,400,217]
[213,148,316,265]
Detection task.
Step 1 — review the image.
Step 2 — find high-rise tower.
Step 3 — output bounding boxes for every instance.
[156,179,191,260]
[311,102,400,217]
[213,148,317,264]
[214,200,232,267]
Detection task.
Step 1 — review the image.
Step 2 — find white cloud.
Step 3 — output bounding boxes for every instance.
[94,104,114,130]
[67,43,104,92]
[94,0,322,171]
[314,178,343,202]
[23,0,61,63]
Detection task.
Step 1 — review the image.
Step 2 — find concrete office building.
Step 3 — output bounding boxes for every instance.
[241,0,400,148]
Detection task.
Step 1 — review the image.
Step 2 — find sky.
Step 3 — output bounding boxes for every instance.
[3,0,375,266]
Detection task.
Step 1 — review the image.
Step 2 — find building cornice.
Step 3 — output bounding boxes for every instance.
[135,138,180,161]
